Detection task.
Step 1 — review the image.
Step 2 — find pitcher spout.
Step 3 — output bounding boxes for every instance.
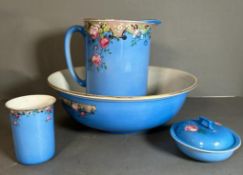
[142,19,162,25]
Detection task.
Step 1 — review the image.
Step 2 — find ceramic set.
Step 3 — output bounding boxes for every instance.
[64,19,161,96]
[4,18,241,165]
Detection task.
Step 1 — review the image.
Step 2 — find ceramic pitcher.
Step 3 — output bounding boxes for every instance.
[64,19,161,96]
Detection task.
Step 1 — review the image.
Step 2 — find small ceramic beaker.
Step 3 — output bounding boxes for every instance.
[5,95,56,165]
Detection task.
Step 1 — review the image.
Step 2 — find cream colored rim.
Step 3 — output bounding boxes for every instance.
[82,18,159,25]
[5,94,56,111]
[47,67,198,101]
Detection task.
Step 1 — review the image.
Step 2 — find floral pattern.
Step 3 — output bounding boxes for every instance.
[184,125,198,132]
[91,54,102,67]
[10,106,53,126]
[86,21,151,71]
[62,99,96,117]
[99,37,110,48]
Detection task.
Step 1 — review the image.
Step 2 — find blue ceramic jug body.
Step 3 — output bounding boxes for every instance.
[64,19,160,96]
[10,106,55,165]
[85,26,151,96]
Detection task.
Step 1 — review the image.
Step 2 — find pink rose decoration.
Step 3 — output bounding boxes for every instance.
[80,112,86,116]
[184,125,198,132]
[89,25,99,39]
[15,114,20,119]
[46,115,52,122]
[91,54,102,66]
[99,37,109,48]
[46,107,52,113]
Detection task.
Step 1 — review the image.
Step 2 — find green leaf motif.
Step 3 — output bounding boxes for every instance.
[131,42,136,46]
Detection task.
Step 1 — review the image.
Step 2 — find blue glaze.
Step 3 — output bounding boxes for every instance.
[142,19,162,25]
[10,107,55,165]
[173,117,235,150]
[64,19,160,96]
[60,92,187,133]
[170,117,241,162]
[176,143,235,162]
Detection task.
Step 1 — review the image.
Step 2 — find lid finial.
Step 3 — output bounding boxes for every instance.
[198,116,214,130]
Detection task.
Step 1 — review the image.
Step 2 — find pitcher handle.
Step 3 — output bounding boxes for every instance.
[64,25,86,87]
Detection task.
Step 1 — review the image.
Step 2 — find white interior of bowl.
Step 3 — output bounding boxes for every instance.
[47,66,197,100]
[5,95,56,111]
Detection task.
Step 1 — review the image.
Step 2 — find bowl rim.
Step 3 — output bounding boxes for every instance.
[170,122,241,153]
[47,66,198,101]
